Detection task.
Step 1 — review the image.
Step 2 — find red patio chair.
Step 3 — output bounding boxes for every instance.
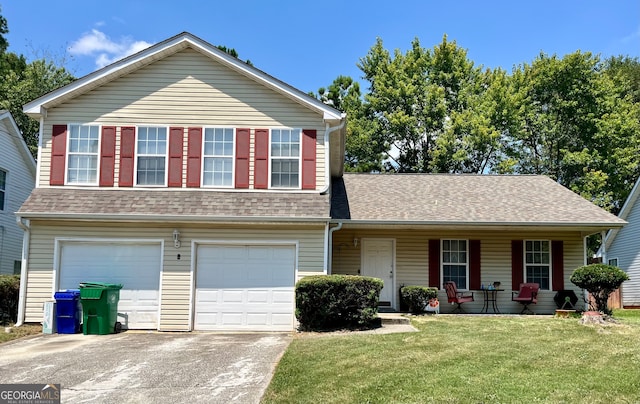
[512,283,540,314]
[444,281,474,313]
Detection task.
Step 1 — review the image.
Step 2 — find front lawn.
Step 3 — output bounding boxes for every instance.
[0,324,42,344]
[263,311,640,403]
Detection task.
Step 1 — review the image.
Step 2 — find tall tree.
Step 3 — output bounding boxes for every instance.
[0,6,8,53]
[312,75,386,172]
[0,60,76,156]
[505,51,640,212]
[357,36,502,173]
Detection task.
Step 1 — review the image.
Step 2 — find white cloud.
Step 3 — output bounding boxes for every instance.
[68,29,153,69]
[621,25,640,43]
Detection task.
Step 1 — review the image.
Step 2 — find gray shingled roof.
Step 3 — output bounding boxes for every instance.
[18,188,330,221]
[331,173,626,227]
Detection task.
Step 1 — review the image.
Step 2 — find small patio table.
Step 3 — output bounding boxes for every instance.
[476,288,505,314]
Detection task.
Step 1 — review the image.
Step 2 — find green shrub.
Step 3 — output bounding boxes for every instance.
[570,264,629,315]
[400,285,438,314]
[0,275,20,325]
[295,275,383,331]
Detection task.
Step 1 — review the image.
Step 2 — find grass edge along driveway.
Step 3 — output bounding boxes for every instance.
[263,311,640,403]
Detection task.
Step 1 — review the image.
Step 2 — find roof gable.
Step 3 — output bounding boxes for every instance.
[23,32,344,123]
[603,176,640,250]
[0,110,36,176]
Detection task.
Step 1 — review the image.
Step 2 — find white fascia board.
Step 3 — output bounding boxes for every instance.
[603,177,640,250]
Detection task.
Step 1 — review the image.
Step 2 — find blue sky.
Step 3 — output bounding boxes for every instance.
[3,0,639,94]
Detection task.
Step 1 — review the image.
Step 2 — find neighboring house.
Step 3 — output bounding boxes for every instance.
[0,111,36,275]
[598,177,640,308]
[15,32,625,331]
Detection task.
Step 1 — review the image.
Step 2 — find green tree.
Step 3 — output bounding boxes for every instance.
[506,52,640,213]
[312,75,387,172]
[355,36,503,173]
[0,6,8,53]
[0,59,76,156]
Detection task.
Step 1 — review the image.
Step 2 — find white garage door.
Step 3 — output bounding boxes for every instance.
[59,242,162,330]
[195,244,295,331]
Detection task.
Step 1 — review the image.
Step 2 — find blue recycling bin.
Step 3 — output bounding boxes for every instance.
[54,289,82,334]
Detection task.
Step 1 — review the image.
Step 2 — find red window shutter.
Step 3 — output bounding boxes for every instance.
[552,240,564,290]
[50,125,67,185]
[119,127,136,187]
[168,127,184,187]
[235,128,250,188]
[469,240,481,290]
[301,129,317,190]
[99,126,116,187]
[511,240,524,290]
[428,239,441,288]
[254,129,269,189]
[186,127,202,188]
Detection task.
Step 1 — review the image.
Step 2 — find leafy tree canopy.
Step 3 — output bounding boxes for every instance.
[313,36,640,215]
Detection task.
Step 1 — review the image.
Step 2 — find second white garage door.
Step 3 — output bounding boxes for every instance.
[194,244,296,331]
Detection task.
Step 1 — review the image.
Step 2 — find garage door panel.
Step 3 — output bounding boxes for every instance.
[59,243,161,330]
[195,244,295,331]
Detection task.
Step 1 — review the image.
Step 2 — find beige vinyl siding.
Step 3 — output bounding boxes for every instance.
[38,48,326,189]
[332,228,586,314]
[23,221,325,330]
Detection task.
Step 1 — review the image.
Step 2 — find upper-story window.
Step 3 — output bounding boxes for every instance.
[0,169,6,210]
[67,124,99,185]
[442,239,468,289]
[136,126,167,186]
[271,128,300,188]
[203,128,234,187]
[525,240,550,290]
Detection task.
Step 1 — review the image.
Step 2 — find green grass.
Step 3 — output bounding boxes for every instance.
[0,323,42,344]
[263,311,640,404]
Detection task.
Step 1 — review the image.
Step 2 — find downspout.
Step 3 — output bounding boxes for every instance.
[319,118,346,194]
[327,222,343,275]
[15,217,30,327]
[583,234,590,311]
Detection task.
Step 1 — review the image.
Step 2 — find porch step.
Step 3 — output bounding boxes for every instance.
[378,313,411,325]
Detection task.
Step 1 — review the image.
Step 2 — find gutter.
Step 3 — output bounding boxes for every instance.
[326,222,343,275]
[319,117,346,194]
[16,213,331,223]
[15,217,30,327]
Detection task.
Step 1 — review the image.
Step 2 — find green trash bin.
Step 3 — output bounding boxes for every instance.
[79,282,123,335]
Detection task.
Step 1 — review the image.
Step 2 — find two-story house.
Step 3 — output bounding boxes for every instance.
[16,32,625,331]
[0,111,36,275]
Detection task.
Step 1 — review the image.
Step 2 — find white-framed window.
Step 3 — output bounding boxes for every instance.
[67,124,99,185]
[0,169,6,211]
[525,240,550,290]
[270,128,300,188]
[608,258,618,267]
[203,127,234,187]
[136,126,167,186]
[442,239,468,289]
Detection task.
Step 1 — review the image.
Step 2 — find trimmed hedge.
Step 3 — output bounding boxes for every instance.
[0,275,20,325]
[570,263,629,315]
[400,285,438,314]
[295,275,383,331]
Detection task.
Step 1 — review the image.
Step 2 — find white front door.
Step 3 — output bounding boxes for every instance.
[362,239,394,307]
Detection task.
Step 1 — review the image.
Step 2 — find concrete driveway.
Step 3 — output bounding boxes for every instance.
[0,331,291,403]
